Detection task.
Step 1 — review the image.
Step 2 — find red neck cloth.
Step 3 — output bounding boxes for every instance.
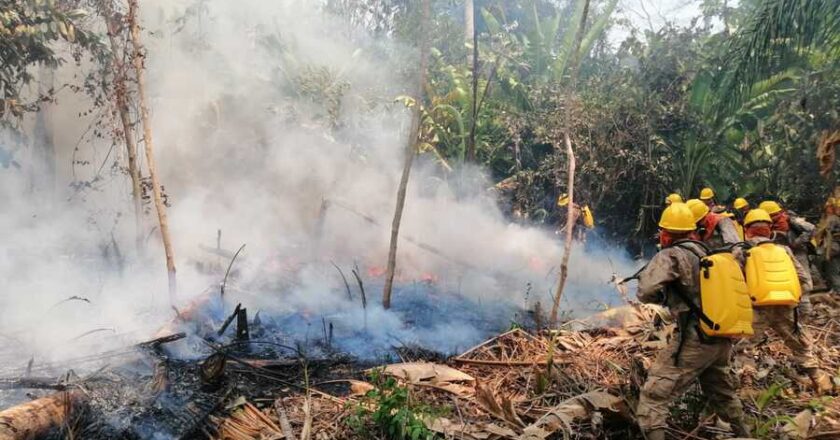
[701,212,722,242]
[771,211,790,232]
[746,223,772,239]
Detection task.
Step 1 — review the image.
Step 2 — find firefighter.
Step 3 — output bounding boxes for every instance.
[737,209,832,392]
[556,194,594,242]
[730,198,750,241]
[636,203,749,440]
[732,197,750,223]
[758,200,815,249]
[815,198,840,292]
[699,187,726,213]
[686,199,740,248]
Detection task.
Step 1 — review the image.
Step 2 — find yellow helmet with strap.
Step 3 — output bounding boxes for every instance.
[744,209,772,226]
[686,199,710,223]
[665,193,683,205]
[699,187,715,200]
[658,203,696,231]
[758,200,783,215]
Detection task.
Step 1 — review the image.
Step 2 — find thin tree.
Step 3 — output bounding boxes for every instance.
[465,0,478,162]
[127,0,177,301]
[549,0,590,327]
[104,3,144,252]
[382,0,431,309]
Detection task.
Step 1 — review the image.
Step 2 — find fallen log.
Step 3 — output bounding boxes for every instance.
[0,390,84,440]
[0,332,186,439]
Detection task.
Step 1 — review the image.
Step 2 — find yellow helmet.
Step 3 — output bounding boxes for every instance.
[699,187,715,200]
[758,200,783,215]
[744,209,772,226]
[665,193,683,205]
[733,197,749,210]
[686,199,710,223]
[826,197,837,208]
[557,194,569,207]
[658,202,696,232]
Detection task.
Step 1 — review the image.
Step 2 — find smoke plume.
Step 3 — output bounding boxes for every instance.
[0,0,637,401]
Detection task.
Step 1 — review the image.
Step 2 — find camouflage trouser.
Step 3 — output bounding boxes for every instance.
[823,243,840,290]
[828,257,840,291]
[747,306,817,370]
[792,251,813,313]
[637,325,745,433]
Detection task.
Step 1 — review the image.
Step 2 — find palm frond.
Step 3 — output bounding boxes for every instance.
[720,0,840,110]
[553,0,588,80]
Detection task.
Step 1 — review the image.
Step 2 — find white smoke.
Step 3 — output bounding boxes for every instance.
[0,0,637,389]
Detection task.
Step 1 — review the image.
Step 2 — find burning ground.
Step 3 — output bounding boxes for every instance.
[3,272,840,439]
[3,0,837,439]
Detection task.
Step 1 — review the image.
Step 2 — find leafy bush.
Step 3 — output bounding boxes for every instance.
[345,370,447,440]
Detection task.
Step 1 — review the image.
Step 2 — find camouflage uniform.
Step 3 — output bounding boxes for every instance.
[738,237,818,370]
[702,216,741,249]
[816,214,840,291]
[636,241,747,439]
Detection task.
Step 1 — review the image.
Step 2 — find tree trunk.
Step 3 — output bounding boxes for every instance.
[382,0,431,310]
[33,64,55,198]
[128,0,177,303]
[106,11,144,254]
[549,0,590,328]
[465,0,478,162]
[464,0,474,65]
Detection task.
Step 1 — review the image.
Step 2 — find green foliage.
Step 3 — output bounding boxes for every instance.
[808,396,833,412]
[748,382,795,438]
[0,0,101,120]
[5,0,839,251]
[721,0,840,111]
[344,370,446,440]
[260,32,353,130]
[753,414,796,438]
[753,382,785,412]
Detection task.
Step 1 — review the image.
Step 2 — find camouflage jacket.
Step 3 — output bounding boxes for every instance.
[704,216,741,249]
[637,241,706,314]
[773,212,815,252]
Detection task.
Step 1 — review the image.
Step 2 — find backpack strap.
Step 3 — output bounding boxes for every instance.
[708,241,753,255]
[666,284,719,331]
[665,241,719,332]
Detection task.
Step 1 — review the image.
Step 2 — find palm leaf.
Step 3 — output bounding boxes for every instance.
[721,0,840,109]
[578,0,618,61]
[553,0,588,80]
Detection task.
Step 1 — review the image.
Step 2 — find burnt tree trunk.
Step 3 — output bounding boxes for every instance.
[549,0,590,327]
[106,10,144,253]
[382,0,431,310]
[128,0,177,302]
